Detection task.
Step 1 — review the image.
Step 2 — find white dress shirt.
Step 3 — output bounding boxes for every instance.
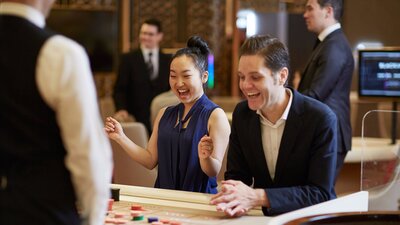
[256,89,293,180]
[141,46,160,78]
[318,22,341,42]
[0,3,113,225]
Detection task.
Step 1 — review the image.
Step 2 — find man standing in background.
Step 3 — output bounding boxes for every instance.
[113,18,171,133]
[298,0,354,179]
[0,1,113,224]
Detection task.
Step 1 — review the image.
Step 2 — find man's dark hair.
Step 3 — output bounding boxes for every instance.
[240,35,290,74]
[317,0,343,21]
[143,18,162,33]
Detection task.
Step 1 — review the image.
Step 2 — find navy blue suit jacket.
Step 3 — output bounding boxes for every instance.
[298,29,354,154]
[225,89,337,216]
[113,49,171,132]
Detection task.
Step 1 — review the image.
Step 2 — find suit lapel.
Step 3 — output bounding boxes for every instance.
[136,49,146,64]
[134,49,155,83]
[299,30,343,90]
[302,29,342,78]
[301,39,323,77]
[274,91,304,182]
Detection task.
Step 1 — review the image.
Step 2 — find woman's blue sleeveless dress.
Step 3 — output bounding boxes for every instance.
[156,94,218,194]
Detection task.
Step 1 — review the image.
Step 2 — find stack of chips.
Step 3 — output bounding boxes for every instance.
[108,199,114,211]
[131,204,144,221]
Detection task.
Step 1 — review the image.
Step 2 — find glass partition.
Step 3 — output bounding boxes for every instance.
[360,109,400,211]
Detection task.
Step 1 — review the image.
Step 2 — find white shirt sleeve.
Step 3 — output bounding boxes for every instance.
[36,35,113,225]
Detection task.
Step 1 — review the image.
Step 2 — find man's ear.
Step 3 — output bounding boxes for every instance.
[279,67,289,86]
[324,4,334,19]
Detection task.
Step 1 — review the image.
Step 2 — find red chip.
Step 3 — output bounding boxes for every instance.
[114,212,125,218]
[130,204,143,210]
[130,210,143,217]
[105,218,115,224]
[160,219,170,224]
[114,218,128,224]
[108,199,114,211]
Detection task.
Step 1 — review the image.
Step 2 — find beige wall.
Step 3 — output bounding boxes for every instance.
[343,0,400,48]
[342,0,400,91]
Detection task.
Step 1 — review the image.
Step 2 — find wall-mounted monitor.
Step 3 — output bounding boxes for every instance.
[358,48,400,101]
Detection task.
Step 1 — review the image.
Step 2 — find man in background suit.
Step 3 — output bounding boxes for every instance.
[113,18,171,133]
[0,1,112,224]
[298,0,354,179]
[210,35,337,216]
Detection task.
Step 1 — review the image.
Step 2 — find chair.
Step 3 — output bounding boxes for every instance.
[99,97,115,120]
[111,122,157,187]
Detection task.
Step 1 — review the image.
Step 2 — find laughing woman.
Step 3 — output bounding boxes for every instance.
[105,36,230,194]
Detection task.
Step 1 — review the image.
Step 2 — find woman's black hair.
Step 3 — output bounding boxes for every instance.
[171,36,211,74]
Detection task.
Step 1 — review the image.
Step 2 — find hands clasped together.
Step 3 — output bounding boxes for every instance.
[210,180,267,217]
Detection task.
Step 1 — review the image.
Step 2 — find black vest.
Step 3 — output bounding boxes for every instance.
[0,15,80,225]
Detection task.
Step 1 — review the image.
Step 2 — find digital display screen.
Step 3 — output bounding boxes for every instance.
[358,49,400,98]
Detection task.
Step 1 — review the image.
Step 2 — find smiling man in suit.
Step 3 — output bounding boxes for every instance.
[210,35,337,216]
[113,18,171,133]
[298,0,354,180]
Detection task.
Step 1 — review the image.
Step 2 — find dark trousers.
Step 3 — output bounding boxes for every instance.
[334,150,348,184]
[0,160,80,225]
